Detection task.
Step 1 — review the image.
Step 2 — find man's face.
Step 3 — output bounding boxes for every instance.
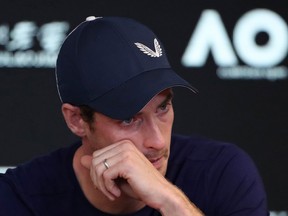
[84,89,174,176]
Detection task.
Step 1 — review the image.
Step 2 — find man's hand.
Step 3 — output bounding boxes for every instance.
[81,140,204,216]
[80,140,168,204]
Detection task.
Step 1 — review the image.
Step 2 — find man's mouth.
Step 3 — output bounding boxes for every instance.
[146,149,168,170]
[148,156,164,169]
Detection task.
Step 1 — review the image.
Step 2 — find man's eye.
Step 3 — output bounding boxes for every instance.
[122,118,134,125]
[159,101,172,112]
[159,103,168,110]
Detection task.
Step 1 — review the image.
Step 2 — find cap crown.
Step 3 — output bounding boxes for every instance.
[56,17,170,106]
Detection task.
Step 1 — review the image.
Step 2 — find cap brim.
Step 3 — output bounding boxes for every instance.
[87,69,197,120]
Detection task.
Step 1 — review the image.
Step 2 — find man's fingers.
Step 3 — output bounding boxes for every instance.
[80,142,143,201]
[104,176,122,198]
[81,154,120,200]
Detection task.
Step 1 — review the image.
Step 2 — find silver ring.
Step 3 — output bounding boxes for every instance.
[103,159,110,169]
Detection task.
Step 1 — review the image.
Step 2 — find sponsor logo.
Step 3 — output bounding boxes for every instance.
[0,21,70,68]
[135,38,163,57]
[182,9,288,81]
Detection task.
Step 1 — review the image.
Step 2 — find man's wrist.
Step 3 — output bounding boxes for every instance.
[157,183,204,216]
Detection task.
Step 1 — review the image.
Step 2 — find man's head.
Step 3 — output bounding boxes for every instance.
[56,16,196,178]
[55,16,195,121]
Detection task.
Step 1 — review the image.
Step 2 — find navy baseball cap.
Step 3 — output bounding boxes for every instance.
[56,16,196,120]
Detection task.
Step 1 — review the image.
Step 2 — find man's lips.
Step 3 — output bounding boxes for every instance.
[148,156,164,169]
[146,149,168,170]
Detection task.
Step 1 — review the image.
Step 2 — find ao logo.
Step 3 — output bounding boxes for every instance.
[182,9,288,68]
[270,212,288,216]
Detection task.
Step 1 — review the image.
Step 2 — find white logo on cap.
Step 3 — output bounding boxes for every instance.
[135,38,162,57]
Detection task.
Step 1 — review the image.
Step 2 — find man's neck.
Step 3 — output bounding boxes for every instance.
[72,144,146,214]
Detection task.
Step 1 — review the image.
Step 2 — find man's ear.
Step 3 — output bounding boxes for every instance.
[61,103,86,137]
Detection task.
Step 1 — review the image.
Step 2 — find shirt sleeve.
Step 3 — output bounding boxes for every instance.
[0,175,33,216]
[206,145,269,216]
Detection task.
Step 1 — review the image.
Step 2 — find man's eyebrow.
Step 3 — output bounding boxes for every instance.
[158,91,174,107]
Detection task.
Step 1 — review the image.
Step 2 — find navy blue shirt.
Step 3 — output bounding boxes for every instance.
[0,134,269,215]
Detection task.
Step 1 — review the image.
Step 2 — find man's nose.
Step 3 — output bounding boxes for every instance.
[142,119,166,150]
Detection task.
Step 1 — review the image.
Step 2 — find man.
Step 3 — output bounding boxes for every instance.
[0,16,268,215]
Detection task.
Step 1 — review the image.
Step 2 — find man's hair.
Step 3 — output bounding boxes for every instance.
[79,105,95,131]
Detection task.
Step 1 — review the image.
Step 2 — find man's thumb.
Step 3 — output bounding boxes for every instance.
[80,155,93,169]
